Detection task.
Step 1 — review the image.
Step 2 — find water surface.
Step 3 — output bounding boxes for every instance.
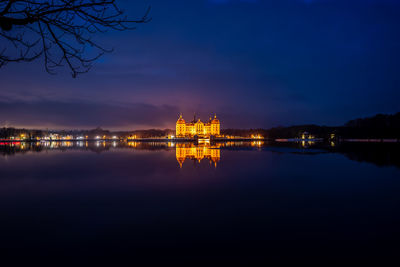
[1,141,399,265]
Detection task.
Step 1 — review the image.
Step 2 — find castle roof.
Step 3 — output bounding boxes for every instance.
[177,114,185,124]
[211,114,219,124]
[177,114,220,125]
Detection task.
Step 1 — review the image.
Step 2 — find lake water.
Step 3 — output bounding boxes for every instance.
[1,141,399,265]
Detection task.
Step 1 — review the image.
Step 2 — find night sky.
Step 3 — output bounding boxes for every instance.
[1,0,399,130]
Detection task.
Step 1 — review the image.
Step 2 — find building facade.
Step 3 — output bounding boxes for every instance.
[176,114,220,138]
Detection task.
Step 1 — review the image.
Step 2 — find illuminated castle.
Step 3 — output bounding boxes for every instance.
[176,114,220,138]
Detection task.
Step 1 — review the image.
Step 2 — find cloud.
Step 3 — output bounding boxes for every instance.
[0,100,179,130]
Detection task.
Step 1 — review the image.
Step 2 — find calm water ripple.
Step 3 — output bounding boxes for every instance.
[0,141,399,265]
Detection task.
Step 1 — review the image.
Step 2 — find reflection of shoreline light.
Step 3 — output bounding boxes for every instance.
[128,142,138,148]
[301,141,315,148]
[61,141,73,147]
[198,138,210,145]
[175,143,220,168]
[168,142,175,147]
[251,141,264,148]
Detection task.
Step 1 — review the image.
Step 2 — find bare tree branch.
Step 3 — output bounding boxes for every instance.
[0,0,150,77]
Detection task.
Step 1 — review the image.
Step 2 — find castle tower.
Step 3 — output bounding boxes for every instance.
[176,114,186,138]
[195,118,205,136]
[211,114,220,136]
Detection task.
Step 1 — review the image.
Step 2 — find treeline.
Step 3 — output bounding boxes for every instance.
[338,112,400,139]
[0,128,43,139]
[1,112,399,140]
[119,129,174,138]
[75,128,174,138]
[345,113,400,128]
[223,112,400,139]
[222,125,335,139]
[0,126,175,139]
[64,127,174,138]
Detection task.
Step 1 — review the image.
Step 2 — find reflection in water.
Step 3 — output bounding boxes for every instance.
[176,143,220,168]
[301,140,315,148]
[0,140,399,265]
[0,141,400,169]
[128,141,138,147]
[251,141,264,148]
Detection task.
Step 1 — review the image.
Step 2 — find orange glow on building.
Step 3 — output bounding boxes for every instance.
[176,114,220,138]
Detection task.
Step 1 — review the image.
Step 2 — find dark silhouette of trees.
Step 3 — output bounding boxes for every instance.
[0,0,150,77]
[345,113,400,128]
[221,112,400,139]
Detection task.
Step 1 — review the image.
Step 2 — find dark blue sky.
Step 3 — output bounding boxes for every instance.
[1,0,399,130]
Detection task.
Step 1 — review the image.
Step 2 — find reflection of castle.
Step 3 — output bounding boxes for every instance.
[176,143,221,168]
[176,114,220,138]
